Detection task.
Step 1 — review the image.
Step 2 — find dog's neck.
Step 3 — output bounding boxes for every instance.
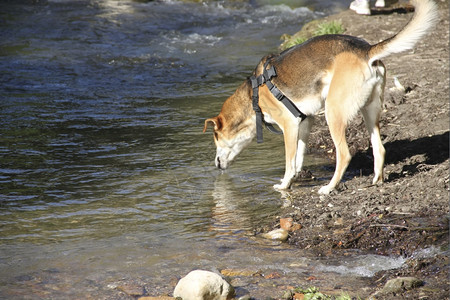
[219,80,256,136]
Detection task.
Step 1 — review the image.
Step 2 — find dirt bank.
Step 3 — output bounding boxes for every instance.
[267,0,449,298]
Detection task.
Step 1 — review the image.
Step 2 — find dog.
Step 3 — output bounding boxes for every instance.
[204,0,438,194]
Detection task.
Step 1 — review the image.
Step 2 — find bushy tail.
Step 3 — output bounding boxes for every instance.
[369,0,439,65]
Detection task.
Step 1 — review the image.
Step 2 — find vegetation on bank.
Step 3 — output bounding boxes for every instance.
[280,20,345,50]
[282,286,356,300]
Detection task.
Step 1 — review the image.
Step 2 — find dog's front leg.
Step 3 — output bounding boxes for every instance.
[274,120,300,190]
[295,116,314,175]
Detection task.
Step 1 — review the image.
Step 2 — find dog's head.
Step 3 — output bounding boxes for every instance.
[203,83,255,170]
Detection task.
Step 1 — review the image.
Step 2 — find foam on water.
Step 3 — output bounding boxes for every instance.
[316,246,446,277]
[317,254,407,277]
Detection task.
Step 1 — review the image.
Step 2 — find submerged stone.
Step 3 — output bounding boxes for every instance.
[261,228,289,241]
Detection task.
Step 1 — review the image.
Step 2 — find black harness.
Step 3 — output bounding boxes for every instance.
[250,62,307,143]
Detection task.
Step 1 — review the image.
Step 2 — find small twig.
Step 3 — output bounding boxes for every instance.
[369,224,409,230]
[410,227,448,232]
[388,211,414,215]
[344,229,366,246]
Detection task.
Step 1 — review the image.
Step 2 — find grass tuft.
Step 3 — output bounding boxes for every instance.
[314,20,345,36]
[280,20,345,50]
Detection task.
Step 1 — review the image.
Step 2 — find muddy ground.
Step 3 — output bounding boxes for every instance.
[265,0,449,298]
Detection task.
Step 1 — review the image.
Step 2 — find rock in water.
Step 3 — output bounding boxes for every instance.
[261,228,289,241]
[173,270,235,300]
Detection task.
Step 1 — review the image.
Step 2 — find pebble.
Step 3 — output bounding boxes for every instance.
[261,228,289,241]
[281,290,293,299]
[280,217,302,232]
[220,269,260,277]
[280,218,294,231]
[334,218,344,226]
[117,284,144,297]
[138,297,174,300]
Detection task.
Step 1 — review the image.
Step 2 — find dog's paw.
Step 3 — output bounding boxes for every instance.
[274,183,289,190]
[372,174,384,185]
[318,185,332,195]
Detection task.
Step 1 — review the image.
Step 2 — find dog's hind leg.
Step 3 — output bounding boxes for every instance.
[318,54,365,195]
[361,102,385,185]
[361,62,386,185]
[319,98,352,195]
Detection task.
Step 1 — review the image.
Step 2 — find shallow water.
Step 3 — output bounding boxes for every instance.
[0,0,415,298]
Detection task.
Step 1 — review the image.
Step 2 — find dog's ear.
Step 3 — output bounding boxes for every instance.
[203,117,222,133]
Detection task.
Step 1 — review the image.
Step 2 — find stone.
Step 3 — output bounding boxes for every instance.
[117,284,144,297]
[290,223,302,231]
[371,277,424,298]
[173,270,235,300]
[293,293,305,300]
[263,272,281,279]
[220,268,260,277]
[261,228,289,241]
[280,218,294,230]
[281,290,293,300]
[138,297,174,300]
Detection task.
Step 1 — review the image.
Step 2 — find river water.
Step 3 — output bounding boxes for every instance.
[0,0,414,298]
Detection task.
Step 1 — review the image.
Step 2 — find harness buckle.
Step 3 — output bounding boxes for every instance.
[250,76,258,89]
[264,66,277,80]
[269,84,284,101]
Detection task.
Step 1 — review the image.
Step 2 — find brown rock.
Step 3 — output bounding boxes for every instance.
[117,284,144,297]
[220,268,260,277]
[263,272,281,279]
[290,223,302,231]
[280,217,294,230]
[138,297,174,300]
[293,292,305,300]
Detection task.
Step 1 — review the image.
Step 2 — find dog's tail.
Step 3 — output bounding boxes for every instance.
[368,0,439,65]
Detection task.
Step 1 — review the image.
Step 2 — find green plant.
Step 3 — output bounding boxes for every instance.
[294,286,329,300]
[281,20,345,49]
[291,286,359,300]
[314,20,345,36]
[283,37,308,49]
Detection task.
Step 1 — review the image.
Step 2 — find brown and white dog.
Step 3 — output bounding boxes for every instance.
[204,0,438,194]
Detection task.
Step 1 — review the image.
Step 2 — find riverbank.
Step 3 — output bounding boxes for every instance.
[266,0,449,298]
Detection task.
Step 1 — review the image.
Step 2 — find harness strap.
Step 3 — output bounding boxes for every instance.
[250,76,264,143]
[250,63,307,143]
[266,80,307,121]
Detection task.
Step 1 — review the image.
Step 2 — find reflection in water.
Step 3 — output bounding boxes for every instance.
[211,173,277,238]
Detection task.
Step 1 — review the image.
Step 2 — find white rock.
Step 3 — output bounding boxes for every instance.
[173,270,235,300]
[260,228,289,241]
